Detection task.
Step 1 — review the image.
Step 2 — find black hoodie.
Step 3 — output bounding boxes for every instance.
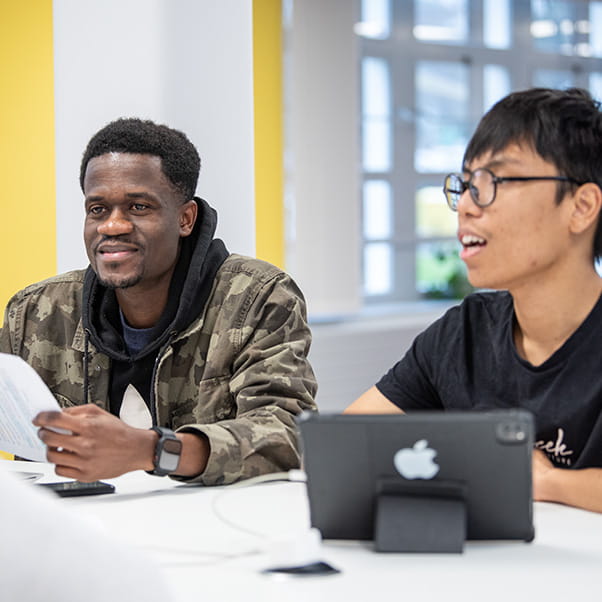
[82,197,229,417]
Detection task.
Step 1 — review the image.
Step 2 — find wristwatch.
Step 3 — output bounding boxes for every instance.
[147,426,182,476]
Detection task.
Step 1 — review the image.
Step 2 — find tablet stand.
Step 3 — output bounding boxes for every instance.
[374,478,467,553]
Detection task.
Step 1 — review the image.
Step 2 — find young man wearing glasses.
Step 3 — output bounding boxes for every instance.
[345,88,602,513]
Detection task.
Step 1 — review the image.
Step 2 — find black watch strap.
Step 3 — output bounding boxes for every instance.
[147,426,182,477]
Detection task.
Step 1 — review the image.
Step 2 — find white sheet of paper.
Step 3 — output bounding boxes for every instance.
[0,353,63,461]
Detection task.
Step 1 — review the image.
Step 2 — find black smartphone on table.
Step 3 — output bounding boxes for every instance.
[37,480,115,497]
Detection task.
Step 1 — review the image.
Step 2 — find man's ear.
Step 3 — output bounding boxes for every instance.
[179,199,198,237]
[569,182,602,236]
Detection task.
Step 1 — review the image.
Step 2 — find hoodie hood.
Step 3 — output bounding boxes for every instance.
[82,197,229,362]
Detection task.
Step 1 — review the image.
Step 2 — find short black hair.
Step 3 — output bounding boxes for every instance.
[80,118,200,201]
[464,87,602,261]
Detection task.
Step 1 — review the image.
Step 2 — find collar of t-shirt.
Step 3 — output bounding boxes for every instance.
[119,310,158,357]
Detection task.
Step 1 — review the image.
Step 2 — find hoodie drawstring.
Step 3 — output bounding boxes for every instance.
[83,329,90,405]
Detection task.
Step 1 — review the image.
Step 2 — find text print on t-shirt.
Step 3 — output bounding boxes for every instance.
[535,428,574,466]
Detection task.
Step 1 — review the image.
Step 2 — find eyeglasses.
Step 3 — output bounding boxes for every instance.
[443,168,582,211]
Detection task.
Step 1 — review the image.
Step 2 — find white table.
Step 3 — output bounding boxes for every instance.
[5,460,602,602]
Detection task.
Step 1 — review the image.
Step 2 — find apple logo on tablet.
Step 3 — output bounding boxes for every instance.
[394,439,439,479]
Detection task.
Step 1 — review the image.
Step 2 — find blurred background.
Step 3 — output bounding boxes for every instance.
[2,0,601,416]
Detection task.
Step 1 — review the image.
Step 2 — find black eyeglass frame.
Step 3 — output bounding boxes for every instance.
[443,167,582,211]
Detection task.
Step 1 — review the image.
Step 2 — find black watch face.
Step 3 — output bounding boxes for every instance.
[163,438,182,455]
[159,437,182,473]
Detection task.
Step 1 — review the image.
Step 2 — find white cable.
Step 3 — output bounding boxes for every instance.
[210,471,307,539]
[209,470,328,570]
[141,471,314,569]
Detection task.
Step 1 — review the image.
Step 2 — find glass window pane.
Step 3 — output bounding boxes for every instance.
[415,61,469,173]
[364,180,392,239]
[531,0,591,56]
[356,0,391,39]
[483,0,511,49]
[484,64,511,112]
[362,58,391,118]
[416,241,473,299]
[362,57,392,172]
[591,2,602,57]
[364,243,393,295]
[414,0,468,44]
[416,186,456,238]
[363,121,392,172]
[590,72,602,103]
[533,68,574,89]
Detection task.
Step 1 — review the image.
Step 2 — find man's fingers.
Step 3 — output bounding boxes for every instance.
[62,404,105,416]
[38,427,69,447]
[52,462,86,481]
[43,437,98,480]
[38,428,80,454]
[33,410,79,432]
[47,447,80,469]
[51,453,99,482]
[46,424,73,435]
[33,405,102,434]
[33,411,62,426]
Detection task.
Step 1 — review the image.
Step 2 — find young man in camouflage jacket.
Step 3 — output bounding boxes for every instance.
[0,118,317,485]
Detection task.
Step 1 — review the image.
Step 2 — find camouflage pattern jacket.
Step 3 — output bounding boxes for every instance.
[0,254,318,485]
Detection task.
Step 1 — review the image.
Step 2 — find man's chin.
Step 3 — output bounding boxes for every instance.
[97,273,143,290]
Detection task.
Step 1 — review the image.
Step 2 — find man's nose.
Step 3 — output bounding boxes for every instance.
[456,186,482,216]
[96,209,134,236]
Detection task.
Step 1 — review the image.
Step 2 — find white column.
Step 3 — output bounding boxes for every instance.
[286,0,361,317]
[53,0,256,273]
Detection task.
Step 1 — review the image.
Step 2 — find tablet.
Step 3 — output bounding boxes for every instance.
[298,410,535,552]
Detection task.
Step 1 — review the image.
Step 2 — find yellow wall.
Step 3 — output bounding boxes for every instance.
[253,0,284,268]
[1,1,55,460]
[0,1,56,312]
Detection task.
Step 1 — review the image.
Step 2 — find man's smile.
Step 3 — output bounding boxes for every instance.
[458,231,487,261]
[95,241,140,263]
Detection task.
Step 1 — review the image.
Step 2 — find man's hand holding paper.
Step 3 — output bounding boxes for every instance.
[34,404,156,482]
[0,353,70,461]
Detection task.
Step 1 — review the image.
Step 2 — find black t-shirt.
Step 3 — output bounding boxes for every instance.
[376,291,602,469]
